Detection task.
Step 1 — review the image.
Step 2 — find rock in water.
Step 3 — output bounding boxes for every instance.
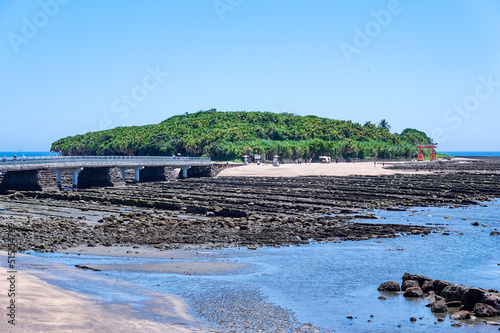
[462,288,487,310]
[432,279,452,295]
[430,299,448,313]
[377,281,400,292]
[441,284,468,302]
[446,300,462,307]
[404,286,423,298]
[483,292,500,311]
[401,272,432,286]
[450,310,471,320]
[402,279,419,291]
[421,279,435,293]
[473,303,497,317]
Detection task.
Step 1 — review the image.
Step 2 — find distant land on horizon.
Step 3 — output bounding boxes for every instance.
[50,110,438,161]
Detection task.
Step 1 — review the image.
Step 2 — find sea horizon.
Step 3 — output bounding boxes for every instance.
[440,151,500,157]
[0,151,59,157]
[1,151,500,158]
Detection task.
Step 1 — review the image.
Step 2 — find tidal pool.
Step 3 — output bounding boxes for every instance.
[15,199,500,332]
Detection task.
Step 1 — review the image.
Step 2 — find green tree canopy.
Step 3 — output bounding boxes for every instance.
[51,110,432,160]
[378,119,391,131]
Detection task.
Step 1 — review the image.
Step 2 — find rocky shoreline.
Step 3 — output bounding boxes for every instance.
[0,157,499,253]
[378,273,500,328]
[386,156,500,173]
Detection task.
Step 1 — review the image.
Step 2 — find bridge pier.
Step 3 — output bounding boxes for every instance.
[51,167,83,189]
[56,169,62,187]
[138,166,176,182]
[134,166,144,182]
[0,156,212,190]
[180,166,191,179]
[120,166,144,182]
[77,167,125,189]
[72,167,83,189]
[0,169,58,191]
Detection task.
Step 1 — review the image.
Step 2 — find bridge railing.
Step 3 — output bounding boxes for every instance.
[0,155,211,170]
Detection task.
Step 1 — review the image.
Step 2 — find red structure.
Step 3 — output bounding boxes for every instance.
[416,143,437,161]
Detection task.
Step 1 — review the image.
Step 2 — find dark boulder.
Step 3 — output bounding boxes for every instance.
[462,288,487,310]
[377,281,401,292]
[402,280,419,291]
[446,301,462,307]
[483,292,500,311]
[421,279,435,293]
[430,299,448,313]
[403,286,423,298]
[473,303,497,317]
[441,284,468,302]
[433,279,452,295]
[402,273,432,287]
[450,310,471,320]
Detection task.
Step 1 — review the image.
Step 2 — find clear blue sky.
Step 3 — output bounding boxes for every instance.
[1,0,499,151]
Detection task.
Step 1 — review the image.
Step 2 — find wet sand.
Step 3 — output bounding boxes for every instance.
[63,244,208,259]
[83,261,247,275]
[63,245,248,275]
[0,253,207,333]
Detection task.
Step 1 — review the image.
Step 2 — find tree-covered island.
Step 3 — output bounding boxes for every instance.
[51,110,433,160]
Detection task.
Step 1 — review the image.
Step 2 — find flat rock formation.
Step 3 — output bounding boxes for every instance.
[0,158,499,252]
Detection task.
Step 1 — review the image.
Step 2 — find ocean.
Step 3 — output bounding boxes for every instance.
[440,151,500,157]
[0,151,58,158]
[13,199,500,332]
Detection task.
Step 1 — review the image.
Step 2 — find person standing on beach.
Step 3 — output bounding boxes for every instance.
[2,155,6,162]
[12,154,17,161]
[374,161,376,167]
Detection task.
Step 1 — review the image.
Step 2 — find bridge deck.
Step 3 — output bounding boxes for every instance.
[0,156,211,172]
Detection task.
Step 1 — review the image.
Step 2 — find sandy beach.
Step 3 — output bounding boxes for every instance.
[0,252,209,333]
[217,160,435,177]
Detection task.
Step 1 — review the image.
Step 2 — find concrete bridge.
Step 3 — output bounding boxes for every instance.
[0,156,211,190]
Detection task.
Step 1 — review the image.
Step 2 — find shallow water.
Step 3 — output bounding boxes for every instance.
[11,199,500,332]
